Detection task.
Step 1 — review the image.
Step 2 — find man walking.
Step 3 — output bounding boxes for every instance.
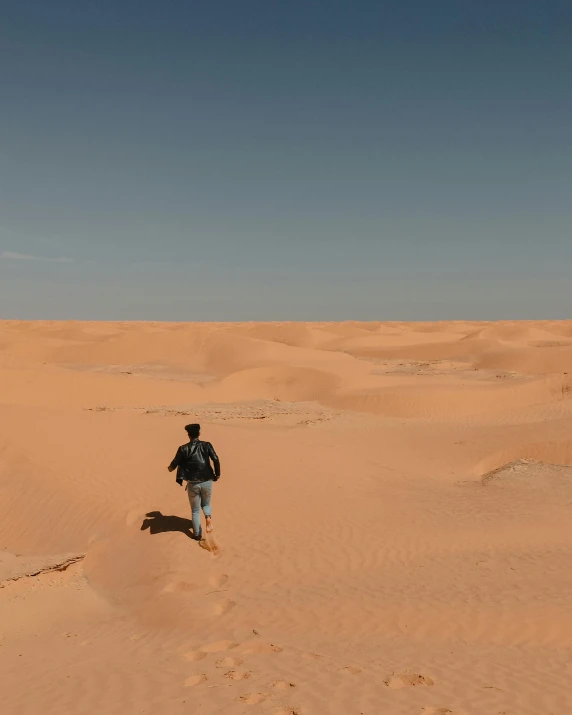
[168,423,221,540]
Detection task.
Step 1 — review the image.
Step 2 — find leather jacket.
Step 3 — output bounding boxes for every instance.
[170,439,221,484]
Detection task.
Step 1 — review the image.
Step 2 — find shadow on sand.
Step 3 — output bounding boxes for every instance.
[140,511,196,540]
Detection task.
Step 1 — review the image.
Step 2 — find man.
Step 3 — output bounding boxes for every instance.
[168,423,221,540]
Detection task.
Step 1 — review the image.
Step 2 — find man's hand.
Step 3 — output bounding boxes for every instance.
[168,465,176,473]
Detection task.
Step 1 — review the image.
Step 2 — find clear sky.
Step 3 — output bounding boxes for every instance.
[1,0,570,321]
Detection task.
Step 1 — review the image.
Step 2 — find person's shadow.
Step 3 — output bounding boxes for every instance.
[140,511,196,540]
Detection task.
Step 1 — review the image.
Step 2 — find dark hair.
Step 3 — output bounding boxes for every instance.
[185,423,200,439]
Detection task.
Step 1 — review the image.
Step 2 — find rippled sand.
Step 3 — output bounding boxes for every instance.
[2,319,572,715]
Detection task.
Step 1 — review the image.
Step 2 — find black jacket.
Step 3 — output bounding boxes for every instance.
[170,439,221,484]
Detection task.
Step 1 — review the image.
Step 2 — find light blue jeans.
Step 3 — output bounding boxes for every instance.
[186,480,212,537]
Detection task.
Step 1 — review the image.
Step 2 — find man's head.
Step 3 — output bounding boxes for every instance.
[185,423,201,439]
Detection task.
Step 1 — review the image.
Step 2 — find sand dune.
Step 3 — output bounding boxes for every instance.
[461,322,572,344]
[328,374,566,419]
[475,344,572,374]
[2,320,572,715]
[213,366,340,402]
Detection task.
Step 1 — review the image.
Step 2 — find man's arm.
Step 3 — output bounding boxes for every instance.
[207,443,221,478]
[168,447,182,473]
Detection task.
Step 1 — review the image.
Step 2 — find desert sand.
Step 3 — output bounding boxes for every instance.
[2,319,572,715]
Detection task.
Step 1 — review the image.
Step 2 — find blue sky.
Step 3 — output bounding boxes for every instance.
[1,0,571,320]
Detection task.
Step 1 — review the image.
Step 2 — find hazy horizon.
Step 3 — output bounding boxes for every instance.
[1,0,571,321]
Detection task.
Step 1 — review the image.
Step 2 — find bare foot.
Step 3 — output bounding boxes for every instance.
[206,517,213,533]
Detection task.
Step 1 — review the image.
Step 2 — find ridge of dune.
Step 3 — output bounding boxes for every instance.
[474,344,572,374]
[474,437,572,477]
[1,552,85,585]
[211,365,340,402]
[225,322,334,349]
[3,320,572,715]
[461,323,571,344]
[327,374,567,419]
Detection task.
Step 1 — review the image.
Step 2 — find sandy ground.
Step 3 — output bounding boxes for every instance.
[2,320,572,715]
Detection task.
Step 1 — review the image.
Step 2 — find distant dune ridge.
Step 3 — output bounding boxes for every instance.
[2,320,572,715]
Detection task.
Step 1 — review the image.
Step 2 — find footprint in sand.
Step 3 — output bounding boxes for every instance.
[185,674,208,687]
[200,639,237,653]
[224,670,251,681]
[210,573,229,587]
[239,641,283,655]
[385,673,435,689]
[216,656,244,668]
[272,680,296,690]
[183,651,208,662]
[302,652,323,661]
[213,598,236,615]
[274,708,301,715]
[238,693,269,705]
[200,536,220,554]
[419,709,453,715]
[125,509,145,526]
[340,666,362,675]
[163,581,199,593]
